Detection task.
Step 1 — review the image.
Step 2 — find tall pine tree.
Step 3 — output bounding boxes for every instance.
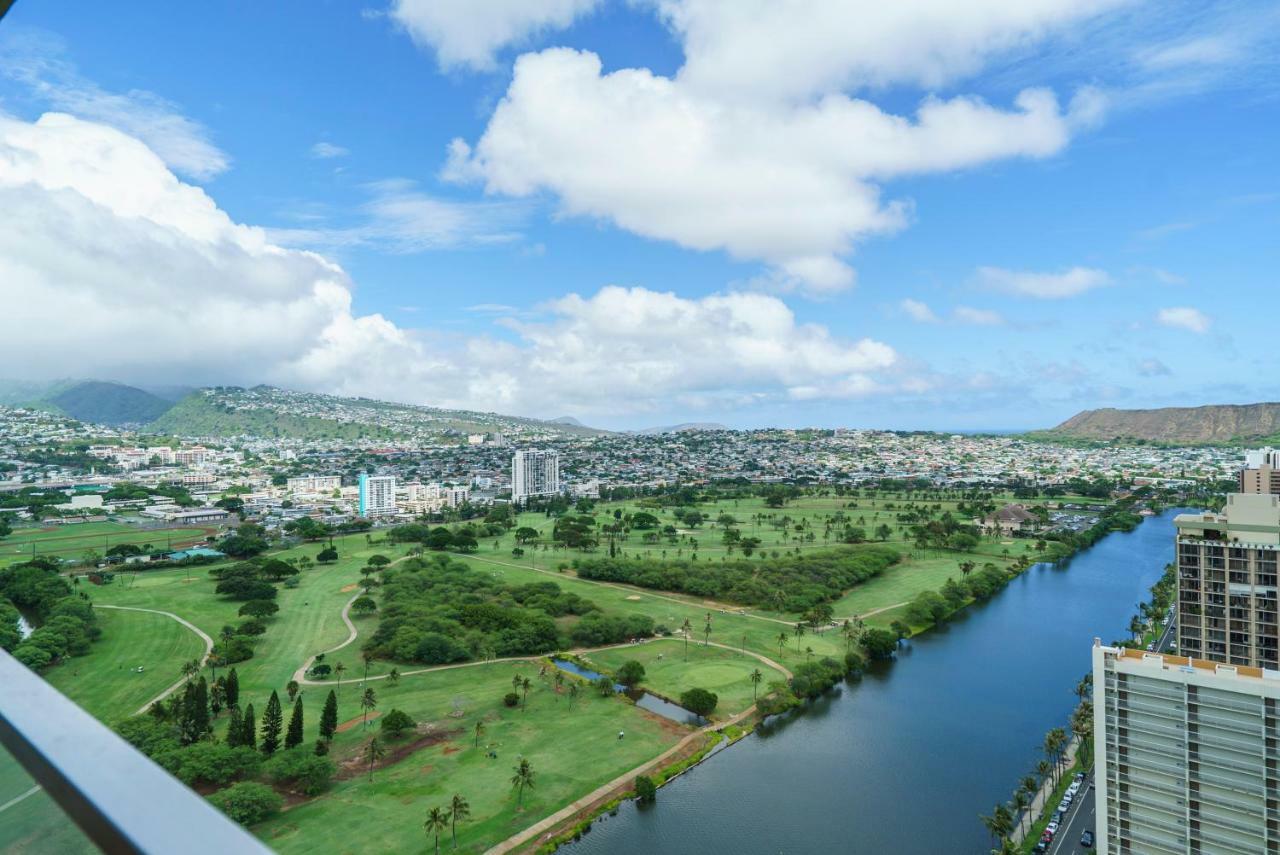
[225,668,239,709]
[241,703,257,750]
[285,697,304,750]
[225,705,243,748]
[320,690,338,742]
[261,691,283,755]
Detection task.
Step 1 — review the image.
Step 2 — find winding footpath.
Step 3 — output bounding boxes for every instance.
[95,605,215,715]
[291,590,363,685]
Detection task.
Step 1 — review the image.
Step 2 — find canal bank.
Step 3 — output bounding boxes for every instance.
[559,508,1188,855]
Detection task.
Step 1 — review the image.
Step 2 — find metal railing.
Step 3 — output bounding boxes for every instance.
[0,650,272,854]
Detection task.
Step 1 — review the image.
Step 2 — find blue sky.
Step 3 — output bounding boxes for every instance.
[0,1,1277,430]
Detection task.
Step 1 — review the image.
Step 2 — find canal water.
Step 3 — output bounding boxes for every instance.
[563,508,1185,855]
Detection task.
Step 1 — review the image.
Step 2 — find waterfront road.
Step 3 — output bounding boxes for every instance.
[1045,769,1096,855]
[1157,608,1177,653]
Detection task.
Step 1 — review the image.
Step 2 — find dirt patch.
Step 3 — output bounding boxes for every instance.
[340,583,358,592]
[333,725,458,780]
[442,746,461,755]
[625,595,642,601]
[335,710,382,733]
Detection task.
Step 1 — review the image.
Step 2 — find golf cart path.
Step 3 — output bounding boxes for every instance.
[94,604,215,716]
[291,590,363,684]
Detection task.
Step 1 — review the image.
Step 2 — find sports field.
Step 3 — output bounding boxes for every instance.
[0,520,211,567]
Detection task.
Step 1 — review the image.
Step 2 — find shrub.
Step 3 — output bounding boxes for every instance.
[165,743,261,787]
[634,774,657,802]
[237,619,267,637]
[862,628,898,659]
[615,660,646,687]
[503,692,520,708]
[207,781,283,825]
[380,708,416,738]
[680,688,718,717]
[264,748,336,795]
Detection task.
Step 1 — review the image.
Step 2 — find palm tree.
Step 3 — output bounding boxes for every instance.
[1036,759,1052,789]
[793,622,805,652]
[474,720,485,748]
[360,686,377,728]
[568,682,580,711]
[703,618,712,646]
[511,758,535,808]
[681,618,692,660]
[334,662,347,699]
[1074,674,1091,702]
[554,670,565,699]
[776,631,789,656]
[749,668,763,700]
[449,794,470,849]
[991,839,1018,855]
[364,737,384,781]
[181,659,200,683]
[424,806,450,855]
[520,676,532,710]
[388,667,400,686]
[512,674,522,695]
[1011,790,1029,837]
[991,803,1014,842]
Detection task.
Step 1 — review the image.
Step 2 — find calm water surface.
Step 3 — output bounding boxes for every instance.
[564,509,1186,855]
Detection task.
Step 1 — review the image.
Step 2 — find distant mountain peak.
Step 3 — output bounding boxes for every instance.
[1043,402,1280,445]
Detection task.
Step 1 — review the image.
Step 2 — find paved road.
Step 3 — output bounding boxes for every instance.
[1044,770,1096,855]
[1157,608,1177,653]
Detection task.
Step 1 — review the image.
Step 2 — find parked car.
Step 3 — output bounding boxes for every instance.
[1081,829,1096,847]
[1033,842,1049,853]
[1047,821,1059,834]
[1074,772,1086,783]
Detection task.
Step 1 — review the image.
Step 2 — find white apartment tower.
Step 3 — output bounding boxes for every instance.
[1093,642,1280,854]
[357,474,397,517]
[511,450,560,505]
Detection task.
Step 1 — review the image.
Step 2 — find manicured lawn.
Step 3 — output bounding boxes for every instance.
[0,521,209,566]
[43,608,207,723]
[0,751,96,855]
[585,637,785,717]
[257,659,687,854]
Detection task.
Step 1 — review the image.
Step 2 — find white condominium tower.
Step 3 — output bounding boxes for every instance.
[357,474,396,517]
[511,449,560,505]
[1093,642,1280,854]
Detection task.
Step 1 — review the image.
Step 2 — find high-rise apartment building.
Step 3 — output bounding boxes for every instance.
[357,474,396,517]
[1175,494,1280,669]
[511,450,560,505]
[1093,642,1280,855]
[286,475,342,493]
[1240,448,1280,495]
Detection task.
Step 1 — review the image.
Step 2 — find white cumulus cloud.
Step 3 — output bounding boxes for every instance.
[977,265,1111,298]
[1156,306,1211,333]
[389,0,600,70]
[655,0,1128,102]
[0,112,902,421]
[450,48,1103,294]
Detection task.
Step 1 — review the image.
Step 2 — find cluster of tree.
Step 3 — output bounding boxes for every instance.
[217,522,272,559]
[901,564,1014,629]
[103,481,196,507]
[574,545,901,612]
[119,672,339,826]
[207,560,295,664]
[283,516,372,541]
[756,652,867,716]
[385,522,501,553]
[364,555,652,664]
[0,557,100,670]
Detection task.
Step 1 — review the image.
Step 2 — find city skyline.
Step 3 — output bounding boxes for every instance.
[1,2,1277,431]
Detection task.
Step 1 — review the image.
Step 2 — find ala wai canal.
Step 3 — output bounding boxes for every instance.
[563,508,1187,855]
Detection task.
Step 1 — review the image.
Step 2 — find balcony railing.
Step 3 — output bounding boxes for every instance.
[0,649,272,854]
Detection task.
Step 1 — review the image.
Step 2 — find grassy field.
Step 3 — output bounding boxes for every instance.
[258,659,686,854]
[10,490,1087,853]
[43,608,208,724]
[0,520,211,566]
[585,637,785,717]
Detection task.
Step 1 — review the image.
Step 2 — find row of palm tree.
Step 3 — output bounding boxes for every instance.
[423,794,471,853]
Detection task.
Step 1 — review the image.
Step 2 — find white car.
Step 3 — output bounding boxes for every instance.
[1047,821,1059,834]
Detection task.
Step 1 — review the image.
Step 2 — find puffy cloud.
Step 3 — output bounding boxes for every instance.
[310,141,349,159]
[902,299,1003,326]
[977,265,1110,298]
[901,299,940,323]
[953,305,1005,326]
[451,49,1103,293]
[1,32,228,180]
[654,0,1127,102]
[0,112,901,420]
[389,0,599,70]
[1157,306,1211,333]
